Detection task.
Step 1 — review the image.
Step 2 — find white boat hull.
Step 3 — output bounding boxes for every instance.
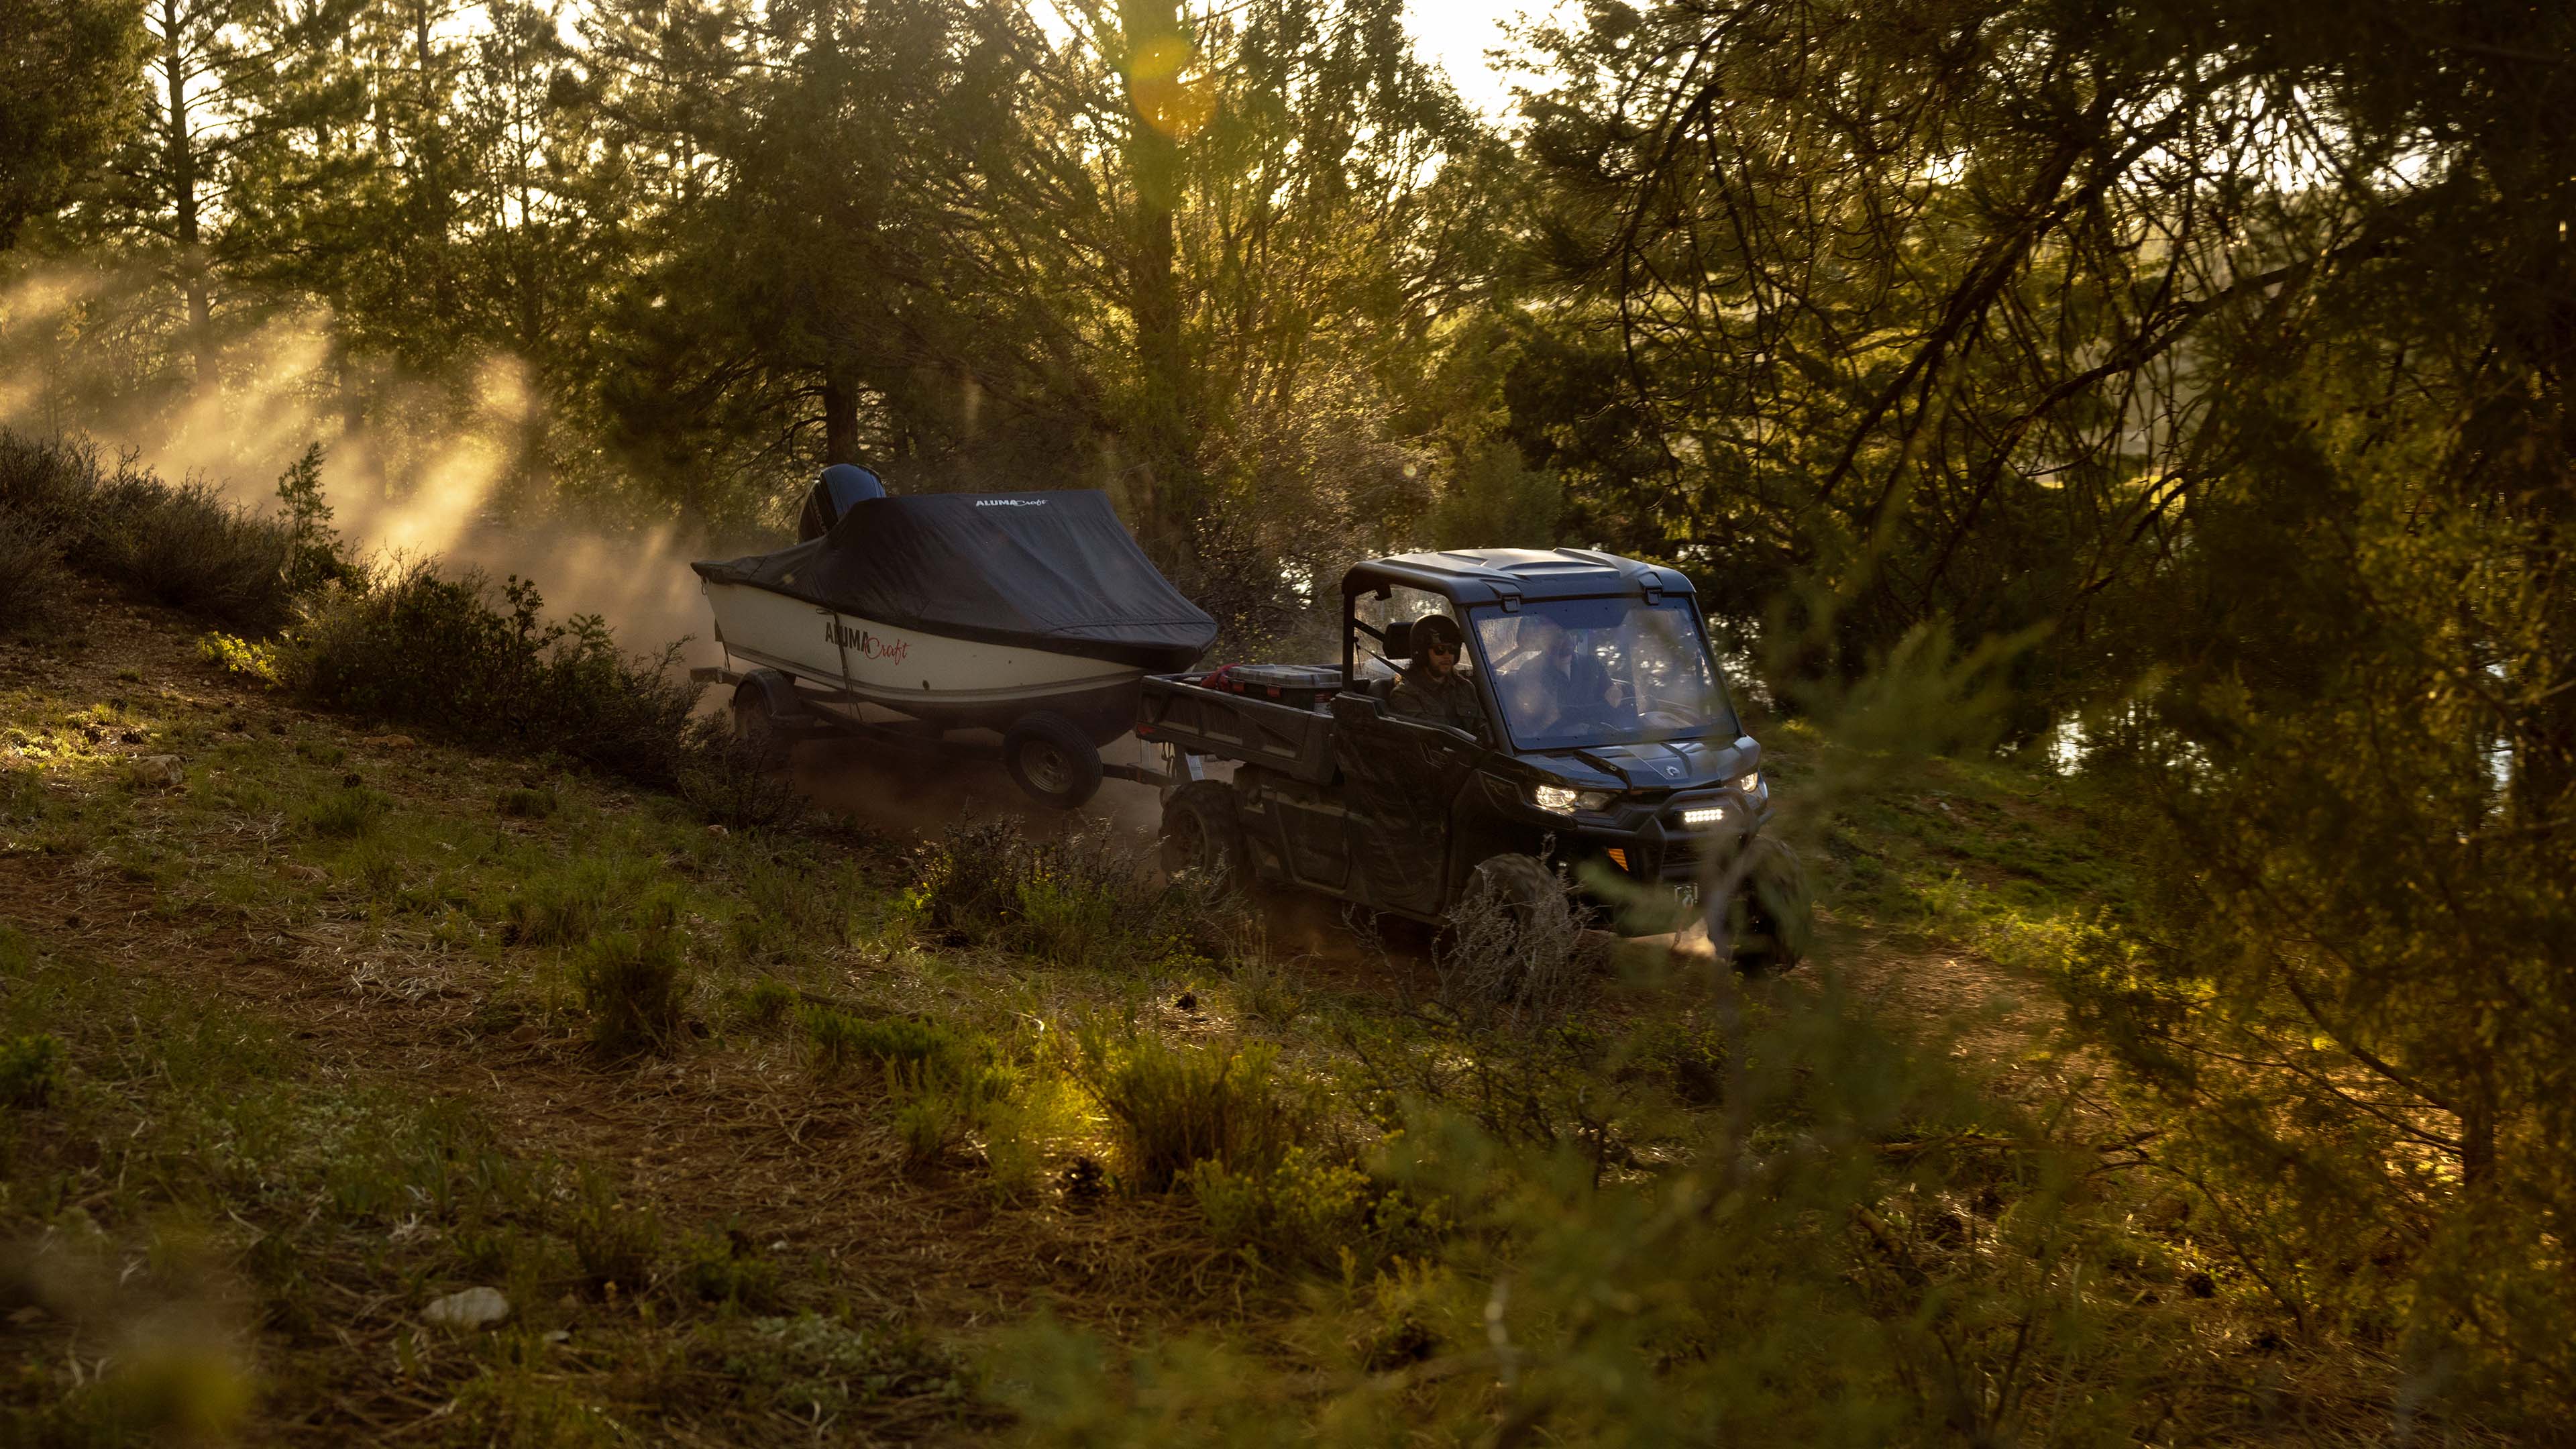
[701,580,1145,737]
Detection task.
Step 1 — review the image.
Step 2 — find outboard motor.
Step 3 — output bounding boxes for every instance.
[798,464,888,541]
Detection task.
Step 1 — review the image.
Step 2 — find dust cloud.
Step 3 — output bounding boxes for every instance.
[794,732,1165,840]
[0,265,726,668]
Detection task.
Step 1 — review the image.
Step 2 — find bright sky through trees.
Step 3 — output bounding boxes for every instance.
[1403,0,1564,119]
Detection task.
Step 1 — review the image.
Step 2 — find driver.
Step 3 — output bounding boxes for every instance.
[1499,614,1616,735]
[1389,613,1482,733]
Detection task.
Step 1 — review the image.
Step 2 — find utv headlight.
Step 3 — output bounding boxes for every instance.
[1735,771,1762,794]
[1532,783,1613,816]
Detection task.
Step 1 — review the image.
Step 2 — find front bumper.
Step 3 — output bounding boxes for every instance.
[1554,785,1772,886]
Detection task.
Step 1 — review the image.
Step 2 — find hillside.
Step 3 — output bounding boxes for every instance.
[0,580,2383,1445]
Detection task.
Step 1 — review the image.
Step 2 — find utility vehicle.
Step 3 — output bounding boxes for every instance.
[1140,549,1800,963]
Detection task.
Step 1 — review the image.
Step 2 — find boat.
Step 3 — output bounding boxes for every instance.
[690,474,1217,806]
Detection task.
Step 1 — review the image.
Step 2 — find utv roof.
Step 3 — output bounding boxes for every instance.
[1344,549,1695,608]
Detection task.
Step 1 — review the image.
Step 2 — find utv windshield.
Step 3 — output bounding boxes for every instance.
[1471,597,1737,751]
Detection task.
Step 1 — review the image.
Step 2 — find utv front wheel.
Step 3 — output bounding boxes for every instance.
[1721,835,1813,973]
[1464,853,1561,934]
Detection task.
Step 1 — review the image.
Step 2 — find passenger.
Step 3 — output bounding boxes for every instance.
[1389,614,1483,733]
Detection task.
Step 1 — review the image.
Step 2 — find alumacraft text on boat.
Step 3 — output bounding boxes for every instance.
[823,620,910,661]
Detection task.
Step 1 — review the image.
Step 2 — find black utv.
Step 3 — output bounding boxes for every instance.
[1138,548,1802,964]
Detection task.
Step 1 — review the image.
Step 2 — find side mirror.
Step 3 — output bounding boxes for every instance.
[1383,618,1414,661]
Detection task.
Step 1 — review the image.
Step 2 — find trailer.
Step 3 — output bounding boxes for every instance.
[689,476,1216,808]
[685,660,1177,801]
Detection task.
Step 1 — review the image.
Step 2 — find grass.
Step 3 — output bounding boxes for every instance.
[0,576,2453,1444]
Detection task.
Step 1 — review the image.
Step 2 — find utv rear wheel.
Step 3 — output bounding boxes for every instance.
[1003,711,1104,810]
[1159,780,1248,891]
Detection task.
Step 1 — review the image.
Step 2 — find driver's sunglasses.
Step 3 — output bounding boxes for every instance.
[1426,641,1458,657]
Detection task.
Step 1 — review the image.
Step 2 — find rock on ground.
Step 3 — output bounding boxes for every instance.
[423,1286,511,1330]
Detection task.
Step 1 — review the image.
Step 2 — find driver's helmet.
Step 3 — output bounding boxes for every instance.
[1410,612,1463,665]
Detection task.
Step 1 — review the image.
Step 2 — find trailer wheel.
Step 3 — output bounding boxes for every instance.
[1160,780,1248,890]
[731,672,799,769]
[1003,711,1104,810]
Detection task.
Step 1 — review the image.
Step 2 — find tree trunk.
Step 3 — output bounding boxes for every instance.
[413,0,452,321]
[1117,0,1195,568]
[163,0,215,391]
[822,372,860,466]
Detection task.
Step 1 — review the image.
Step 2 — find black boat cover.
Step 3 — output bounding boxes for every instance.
[692,490,1217,672]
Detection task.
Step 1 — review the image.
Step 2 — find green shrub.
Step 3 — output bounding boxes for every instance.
[908,817,1238,972]
[1436,857,1597,1032]
[282,562,702,790]
[739,853,860,945]
[677,738,808,833]
[1013,861,1128,973]
[738,979,798,1029]
[566,1173,661,1296]
[798,1007,968,1081]
[676,1230,779,1309]
[89,474,299,628]
[572,930,691,1057]
[495,786,557,818]
[1073,1033,1295,1192]
[908,816,1025,938]
[504,861,617,947]
[0,1032,66,1108]
[892,1084,977,1169]
[0,511,68,635]
[1228,952,1306,1030]
[299,785,391,840]
[1184,1146,1368,1271]
[0,431,344,633]
[197,631,283,685]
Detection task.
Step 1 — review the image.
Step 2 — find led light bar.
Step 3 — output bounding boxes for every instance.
[1682,805,1727,826]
